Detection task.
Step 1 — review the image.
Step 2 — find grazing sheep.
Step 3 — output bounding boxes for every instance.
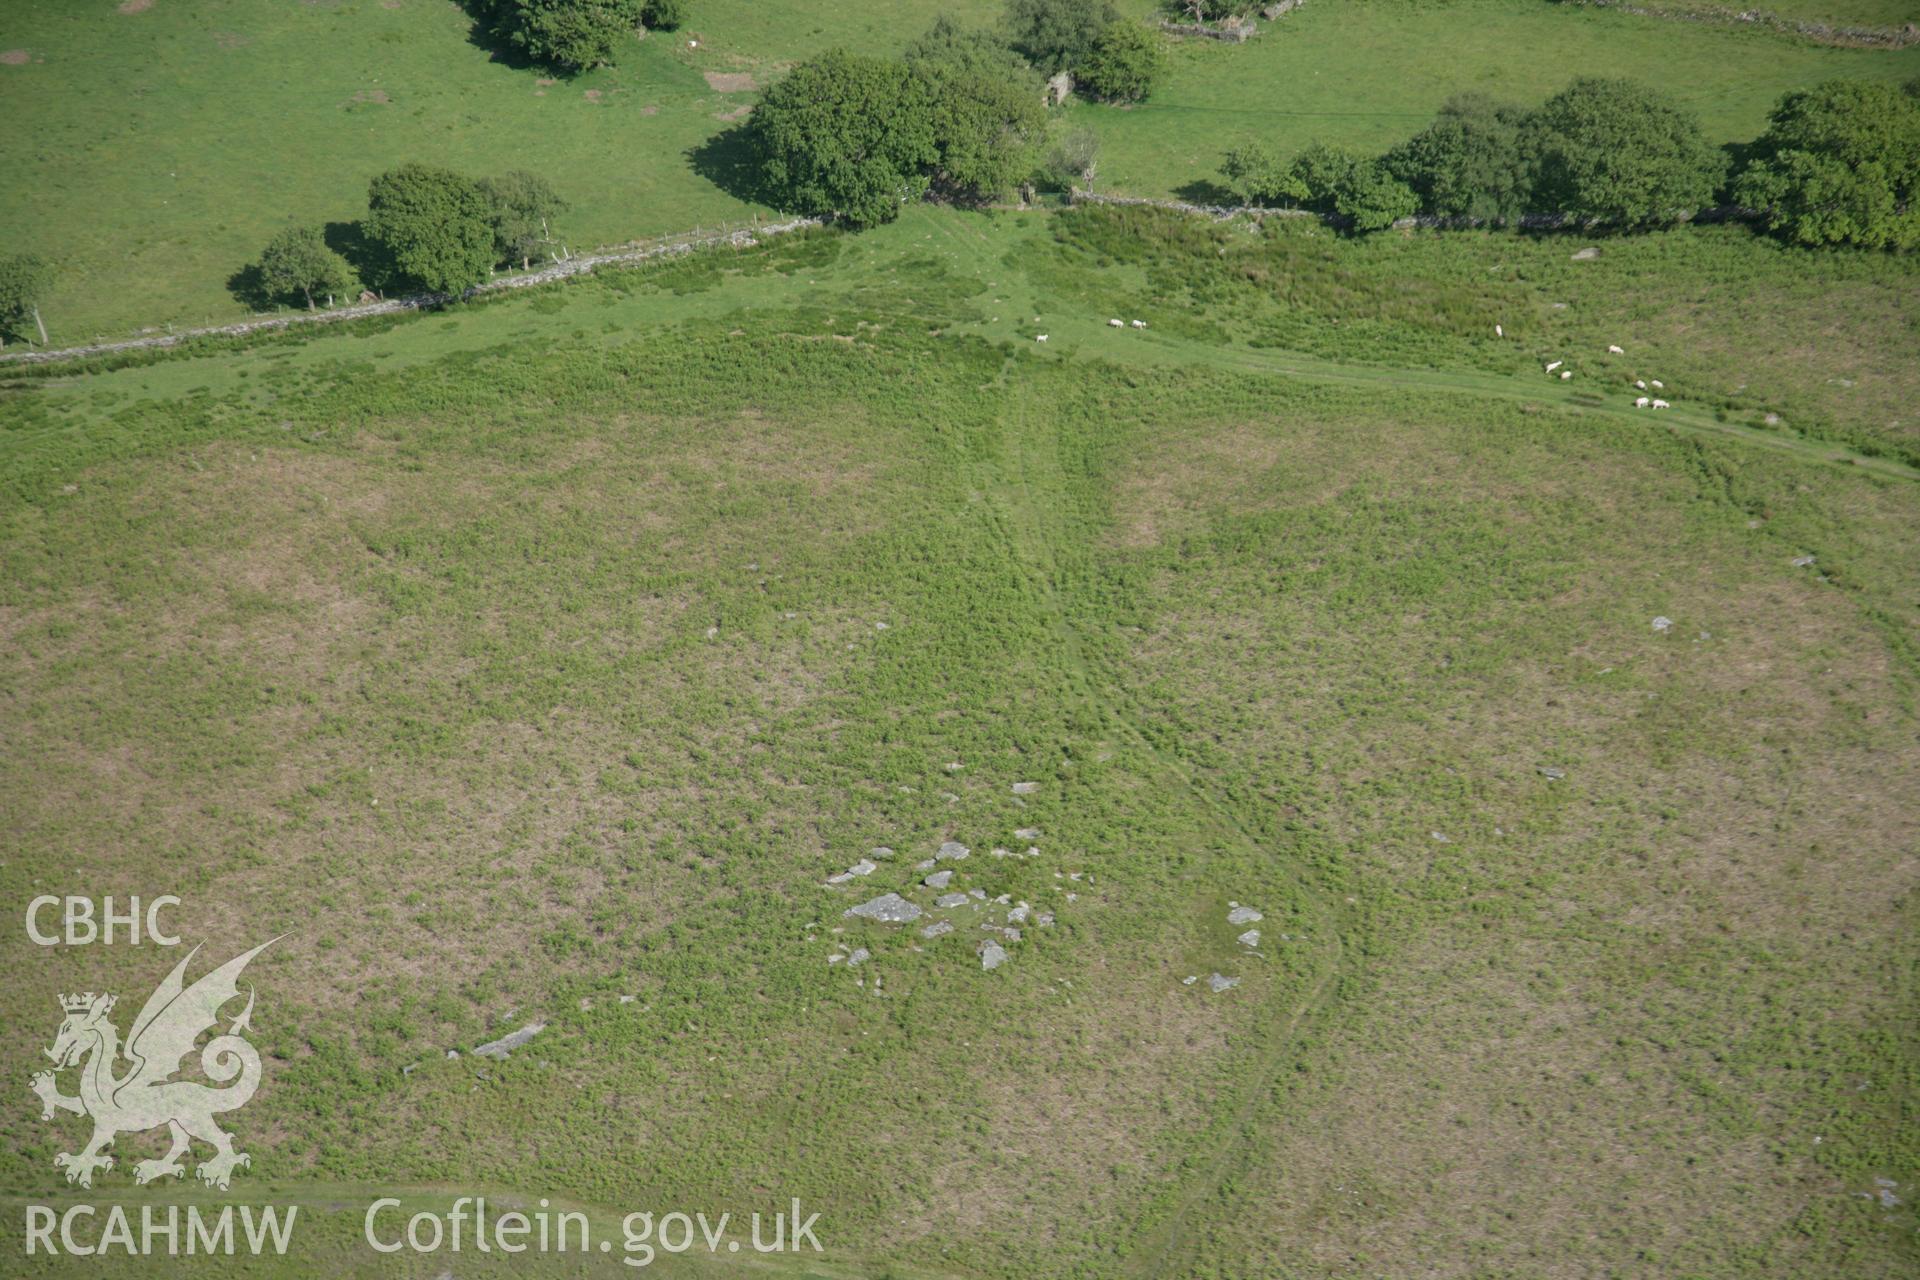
[1608,344,1624,354]
[1651,398,1670,409]
[1560,370,1572,380]
[1036,334,1048,342]
[1130,319,1146,329]
[1651,380,1664,389]
[1108,318,1123,327]
[1635,396,1650,408]
[1495,323,1504,337]
[1635,380,1646,390]
[1545,360,1563,372]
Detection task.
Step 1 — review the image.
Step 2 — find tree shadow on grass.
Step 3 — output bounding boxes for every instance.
[324,220,391,295]
[226,263,274,313]
[451,2,546,73]
[1174,178,1236,206]
[686,124,775,208]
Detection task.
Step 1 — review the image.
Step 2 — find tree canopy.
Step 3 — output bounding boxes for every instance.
[1220,140,1306,206]
[1384,93,1531,222]
[477,0,641,73]
[1523,77,1722,225]
[479,170,570,268]
[1734,80,1920,250]
[0,253,54,345]
[258,228,356,309]
[1003,0,1119,76]
[908,29,1048,204]
[748,51,938,227]
[366,163,499,294]
[1077,20,1165,104]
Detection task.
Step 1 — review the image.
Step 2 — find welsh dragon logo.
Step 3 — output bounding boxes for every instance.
[29,940,277,1190]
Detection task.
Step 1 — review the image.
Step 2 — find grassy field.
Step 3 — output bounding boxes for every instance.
[1636,0,1920,26]
[3,0,1918,340]
[2,203,1914,1276]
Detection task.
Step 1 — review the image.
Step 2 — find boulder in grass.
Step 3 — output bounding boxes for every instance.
[474,1023,545,1060]
[846,893,921,923]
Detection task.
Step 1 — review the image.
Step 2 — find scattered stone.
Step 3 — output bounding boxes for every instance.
[1227,906,1262,925]
[826,871,854,885]
[935,892,970,909]
[403,1063,417,1077]
[847,859,877,877]
[827,953,843,964]
[1539,766,1566,781]
[969,888,987,900]
[980,941,1009,970]
[1238,929,1261,947]
[1008,903,1031,925]
[1207,974,1239,993]
[1182,976,1198,986]
[1651,616,1673,632]
[847,948,870,967]
[473,1023,546,1060]
[618,995,636,1004]
[846,893,922,923]
[1791,555,1816,568]
[1430,831,1449,843]
[937,841,970,861]
[920,920,954,940]
[1002,927,1022,942]
[1571,246,1600,261]
[869,846,894,860]
[946,761,963,772]
[1011,781,1040,794]
[990,846,1012,858]
[1035,912,1055,926]
[1014,827,1040,839]
[916,858,936,870]
[925,870,954,889]
[446,1050,460,1060]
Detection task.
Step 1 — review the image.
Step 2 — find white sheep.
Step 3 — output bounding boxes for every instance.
[1608,344,1624,354]
[1131,319,1147,329]
[1651,398,1670,409]
[1635,396,1650,408]
[1635,380,1647,390]
[1036,334,1048,342]
[1495,323,1504,337]
[1651,380,1664,389]
[1560,370,1572,380]
[1108,318,1123,328]
[1545,360,1563,373]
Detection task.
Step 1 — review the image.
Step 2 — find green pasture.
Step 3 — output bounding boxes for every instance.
[2,202,1915,1276]
[3,0,1917,339]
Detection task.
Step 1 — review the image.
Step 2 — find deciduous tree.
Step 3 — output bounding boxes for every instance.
[0,253,53,346]
[1002,0,1118,75]
[258,227,356,310]
[1734,80,1920,250]
[1078,20,1164,104]
[1523,77,1721,225]
[366,163,499,294]
[479,171,569,268]
[748,51,937,227]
